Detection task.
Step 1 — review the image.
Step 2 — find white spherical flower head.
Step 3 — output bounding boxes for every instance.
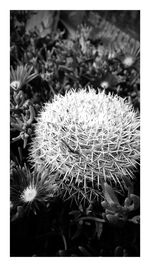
[21,185,37,203]
[122,56,134,67]
[29,88,140,202]
[100,81,109,89]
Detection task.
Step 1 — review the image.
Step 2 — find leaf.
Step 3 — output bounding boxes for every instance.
[60,11,85,39]
[125,194,140,211]
[78,246,92,256]
[26,11,57,37]
[11,206,24,222]
[128,215,140,224]
[11,122,22,131]
[26,105,35,125]
[106,213,119,224]
[114,246,123,256]
[69,210,81,216]
[101,200,109,209]
[95,222,103,240]
[103,182,120,206]
[57,250,67,256]
[122,175,133,193]
[77,216,105,223]
[71,222,83,241]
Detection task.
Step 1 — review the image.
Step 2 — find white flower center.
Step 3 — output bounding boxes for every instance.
[21,185,37,203]
[123,56,134,67]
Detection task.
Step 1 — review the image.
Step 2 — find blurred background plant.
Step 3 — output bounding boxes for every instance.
[10,10,140,256]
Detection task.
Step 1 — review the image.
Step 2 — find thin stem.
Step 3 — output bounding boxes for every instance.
[77,216,105,223]
[61,231,67,250]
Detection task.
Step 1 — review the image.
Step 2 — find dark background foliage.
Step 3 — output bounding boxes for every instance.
[10,10,140,257]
